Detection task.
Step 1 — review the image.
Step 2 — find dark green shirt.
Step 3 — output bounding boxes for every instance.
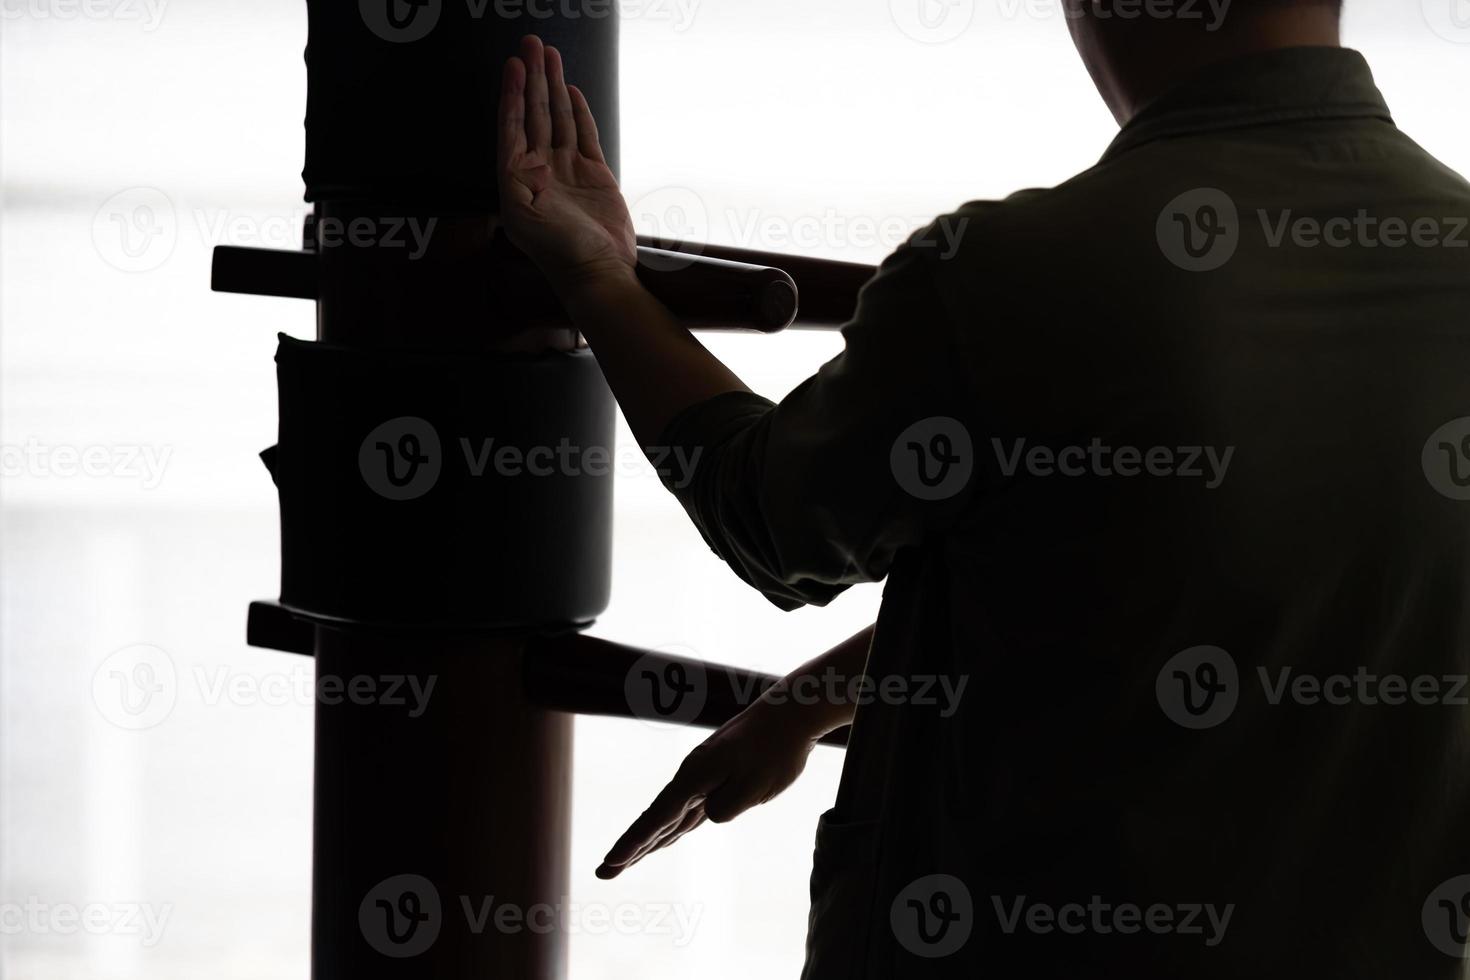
[660,47,1470,978]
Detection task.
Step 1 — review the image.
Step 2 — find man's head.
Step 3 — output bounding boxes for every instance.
[1065,0,1345,124]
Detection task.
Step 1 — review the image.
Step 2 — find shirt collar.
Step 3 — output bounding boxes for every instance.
[1101,46,1394,164]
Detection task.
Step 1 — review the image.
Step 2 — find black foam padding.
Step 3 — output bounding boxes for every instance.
[267,334,615,631]
[304,0,620,204]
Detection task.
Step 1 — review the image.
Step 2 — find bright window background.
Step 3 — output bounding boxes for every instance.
[2,2,1465,977]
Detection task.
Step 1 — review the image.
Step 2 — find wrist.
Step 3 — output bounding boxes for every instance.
[549,259,641,305]
[754,678,856,741]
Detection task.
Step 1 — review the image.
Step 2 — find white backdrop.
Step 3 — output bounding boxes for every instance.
[2,0,1466,976]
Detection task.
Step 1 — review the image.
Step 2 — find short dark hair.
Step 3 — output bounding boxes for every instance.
[1078,0,1343,18]
[1083,0,1343,8]
[1237,0,1342,7]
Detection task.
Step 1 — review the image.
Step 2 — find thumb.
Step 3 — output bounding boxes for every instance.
[702,772,768,824]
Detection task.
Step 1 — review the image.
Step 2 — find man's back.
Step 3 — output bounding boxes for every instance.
[813,47,1470,977]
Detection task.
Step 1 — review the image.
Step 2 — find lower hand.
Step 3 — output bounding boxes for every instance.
[497,35,637,292]
[595,699,822,880]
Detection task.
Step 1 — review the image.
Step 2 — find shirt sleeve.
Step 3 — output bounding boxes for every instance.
[656,223,976,611]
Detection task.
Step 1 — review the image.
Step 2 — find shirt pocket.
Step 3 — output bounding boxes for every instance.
[799,807,882,980]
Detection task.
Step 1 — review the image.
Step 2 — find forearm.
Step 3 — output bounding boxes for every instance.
[561,270,751,450]
[756,625,876,739]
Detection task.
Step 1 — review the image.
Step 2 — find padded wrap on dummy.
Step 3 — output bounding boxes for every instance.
[268,334,614,632]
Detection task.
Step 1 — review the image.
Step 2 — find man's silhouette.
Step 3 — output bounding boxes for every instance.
[495,2,1470,974]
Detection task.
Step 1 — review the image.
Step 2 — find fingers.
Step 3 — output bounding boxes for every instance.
[519,35,552,152]
[497,57,529,194]
[567,85,606,162]
[544,44,577,150]
[595,806,693,879]
[597,752,723,879]
[597,779,706,878]
[649,806,707,857]
[598,769,752,880]
[507,37,606,164]
[611,801,699,874]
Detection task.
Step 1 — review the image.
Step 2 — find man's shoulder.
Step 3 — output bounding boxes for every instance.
[911,162,1156,267]
[923,123,1470,266]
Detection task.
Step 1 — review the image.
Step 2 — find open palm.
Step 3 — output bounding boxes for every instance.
[497,36,637,289]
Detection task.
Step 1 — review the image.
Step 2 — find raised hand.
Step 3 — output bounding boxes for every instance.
[497,35,637,291]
